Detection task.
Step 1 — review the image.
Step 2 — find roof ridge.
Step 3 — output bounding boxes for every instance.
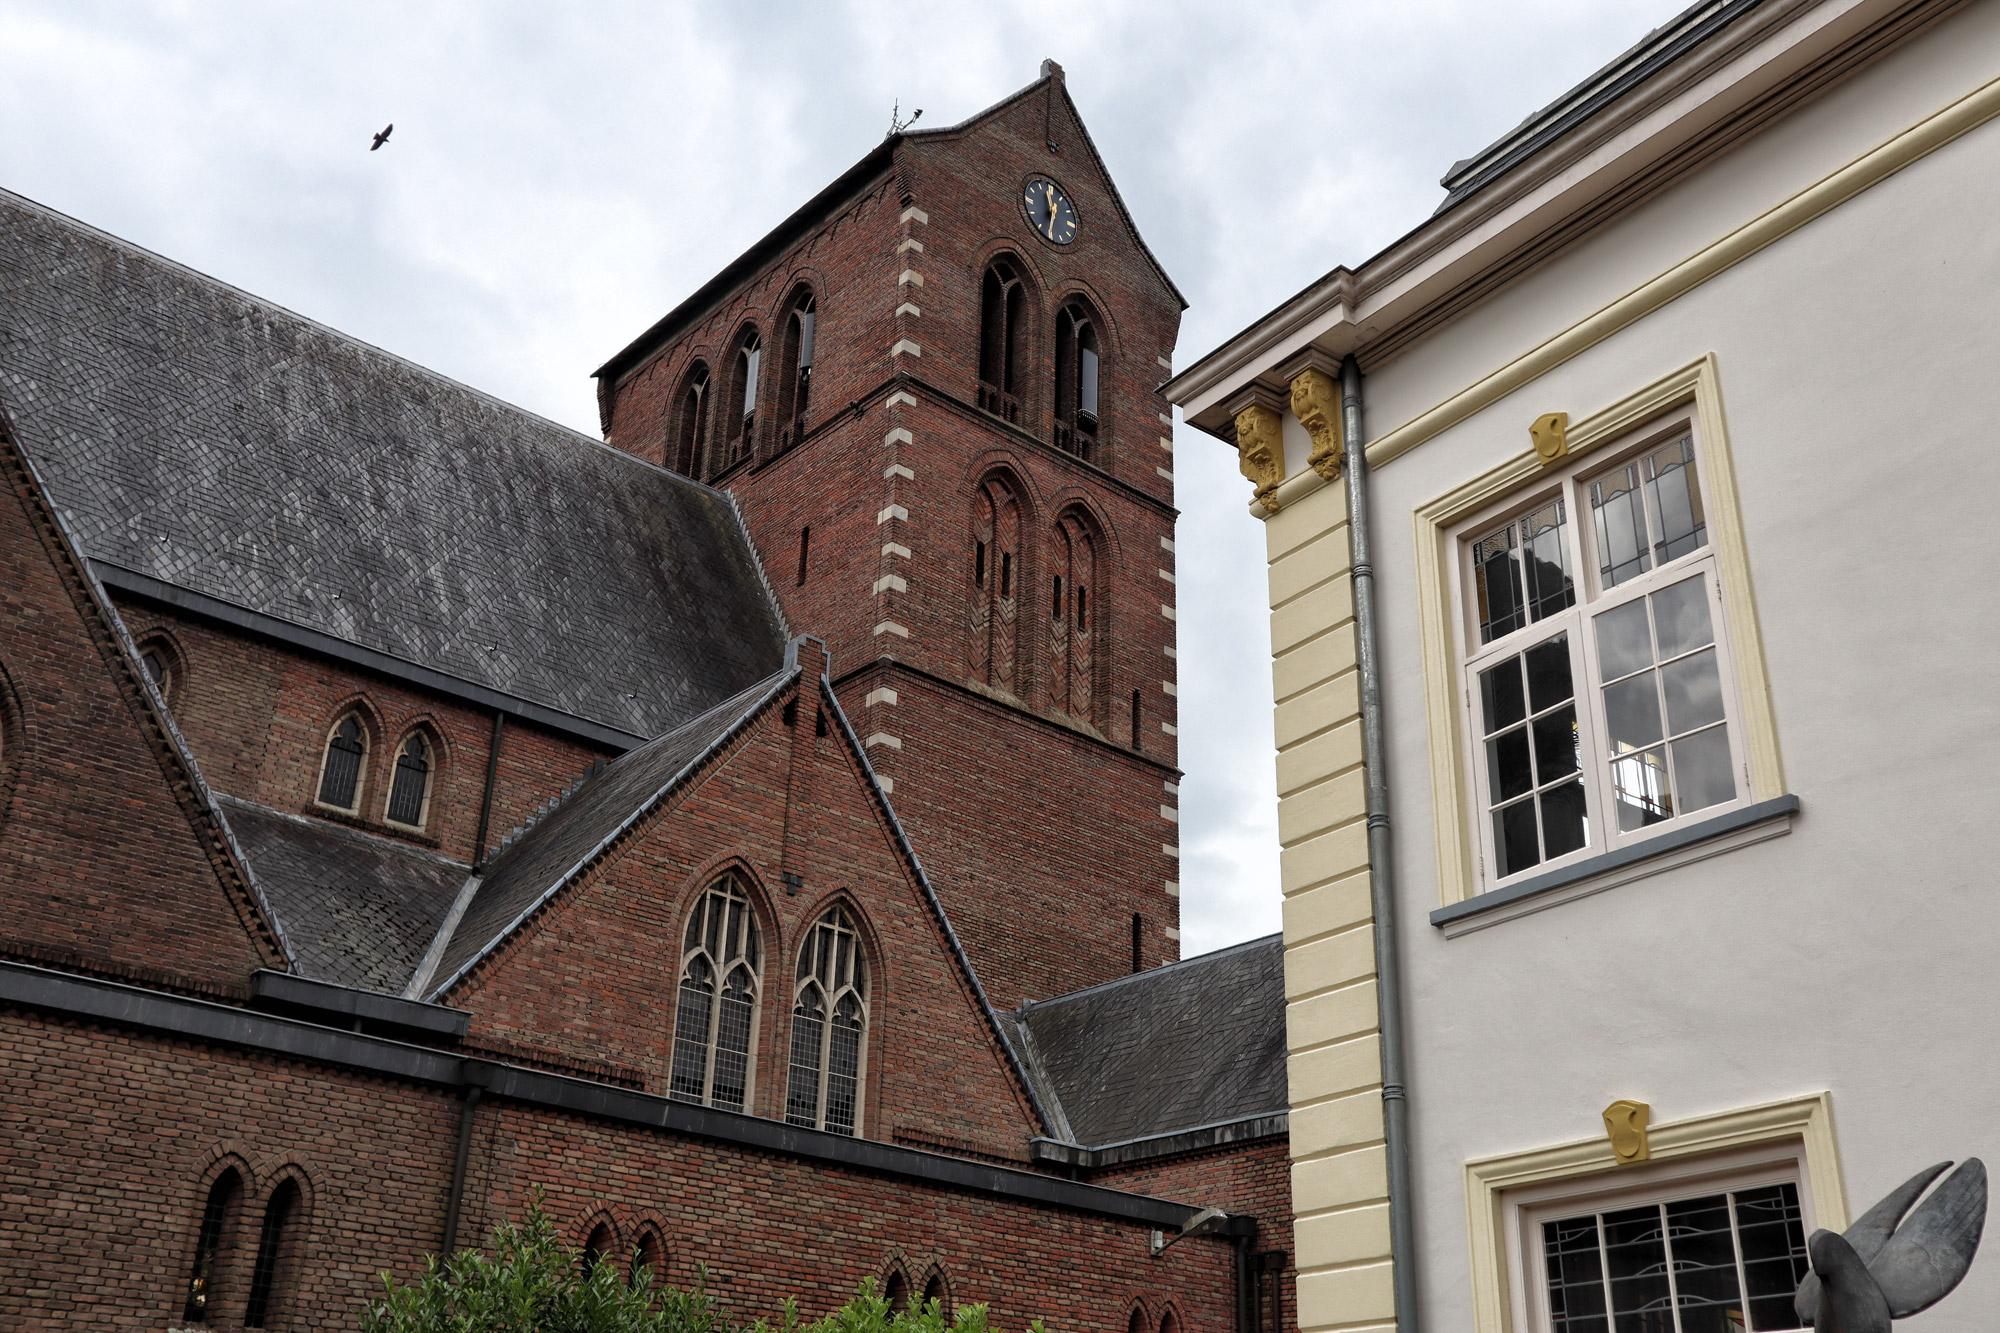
[1019,931,1283,1011]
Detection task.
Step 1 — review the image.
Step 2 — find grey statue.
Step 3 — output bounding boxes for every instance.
[1795,1158,1986,1331]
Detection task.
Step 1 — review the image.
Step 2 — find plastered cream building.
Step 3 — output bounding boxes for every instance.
[1166,2,2000,1330]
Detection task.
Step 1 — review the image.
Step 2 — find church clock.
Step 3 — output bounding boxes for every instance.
[1022,178,1078,245]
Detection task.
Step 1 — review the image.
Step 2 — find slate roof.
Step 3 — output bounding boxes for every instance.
[215,795,470,994]
[0,188,787,742]
[422,669,796,997]
[1008,933,1286,1146]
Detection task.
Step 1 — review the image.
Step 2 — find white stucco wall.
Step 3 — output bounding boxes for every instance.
[1358,8,2000,1329]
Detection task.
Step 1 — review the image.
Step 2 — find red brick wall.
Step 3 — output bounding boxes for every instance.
[116,604,618,865]
[0,433,279,992]
[0,1007,1240,1332]
[446,680,1042,1160]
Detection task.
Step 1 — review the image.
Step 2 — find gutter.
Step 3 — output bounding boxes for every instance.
[1342,357,1418,1330]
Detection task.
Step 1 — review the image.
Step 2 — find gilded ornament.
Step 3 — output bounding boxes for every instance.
[1289,368,1343,481]
[1602,1099,1651,1164]
[1531,412,1570,465]
[1234,403,1285,514]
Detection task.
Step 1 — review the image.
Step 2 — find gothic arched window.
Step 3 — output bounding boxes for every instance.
[777,289,816,449]
[922,1270,952,1317]
[1053,302,1101,460]
[967,476,1023,697]
[632,1225,667,1285]
[182,1168,243,1323]
[243,1177,301,1328]
[673,363,711,479]
[725,329,762,467]
[384,731,433,828]
[785,906,869,1136]
[316,715,368,813]
[669,876,763,1112]
[1048,511,1100,723]
[977,259,1027,423]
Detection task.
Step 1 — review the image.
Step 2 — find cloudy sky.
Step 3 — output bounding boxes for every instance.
[1,0,1685,957]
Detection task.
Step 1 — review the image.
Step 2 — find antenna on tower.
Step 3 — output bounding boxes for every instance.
[888,100,923,136]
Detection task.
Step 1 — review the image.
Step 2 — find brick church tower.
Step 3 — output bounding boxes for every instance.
[595,62,1185,1004]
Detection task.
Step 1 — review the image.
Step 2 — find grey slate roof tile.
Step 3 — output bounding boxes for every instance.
[426,670,795,996]
[1012,933,1286,1145]
[0,188,786,741]
[214,795,470,994]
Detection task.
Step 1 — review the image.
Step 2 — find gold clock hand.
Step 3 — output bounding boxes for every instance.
[1044,185,1059,240]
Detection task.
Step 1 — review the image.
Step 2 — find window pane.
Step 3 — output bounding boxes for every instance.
[1474,525,1528,643]
[1540,780,1589,859]
[1643,438,1707,567]
[826,994,864,1136]
[712,966,756,1112]
[1601,1205,1673,1331]
[669,960,714,1102]
[1612,748,1674,830]
[1734,1184,1809,1331]
[1651,577,1714,660]
[1662,650,1726,734]
[1595,601,1654,683]
[1533,705,1580,782]
[1545,1216,1610,1333]
[1520,500,1577,622]
[786,987,825,1128]
[1494,799,1541,877]
[1488,728,1534,801]
[1526,635,1575,713]
[1604,674,1664,751]
[1671,726,1736,814]
[1591,463,1653,588]
[1663,1194,1742,1332]
[1481,658,1527,734]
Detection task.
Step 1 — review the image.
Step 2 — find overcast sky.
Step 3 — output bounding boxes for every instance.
[1,0,1685,958]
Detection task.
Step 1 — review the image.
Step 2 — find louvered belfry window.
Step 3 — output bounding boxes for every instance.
[317,717,366,810]
[669,877,762,1112]
[785,906,869,1135]
[385,732,431,827]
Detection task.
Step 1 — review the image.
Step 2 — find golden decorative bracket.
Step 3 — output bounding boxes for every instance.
[1531,412,1570,465]
[1234,402,1286,514]
[1289,367,1343,481]
[1603,1099,1652,1165]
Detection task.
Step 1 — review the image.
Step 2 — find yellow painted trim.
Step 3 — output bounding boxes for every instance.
[1462,1093,1846,1333]
[1247,65,2000,520]
[1415,356,1782,906]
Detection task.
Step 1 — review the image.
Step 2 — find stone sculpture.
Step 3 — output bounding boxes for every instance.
[1795,1157,1985,1331]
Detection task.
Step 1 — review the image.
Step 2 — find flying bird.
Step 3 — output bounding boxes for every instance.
[1795,1158,1986,1331]
[370,124,393,152]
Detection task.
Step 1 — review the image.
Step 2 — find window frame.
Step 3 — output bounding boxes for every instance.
[313,712,370,816]
[667,875,765,1113]
[784,905,871,1136]
[1451,412,1753,890]
[382,728,437,832]
[1415,357,1784,908]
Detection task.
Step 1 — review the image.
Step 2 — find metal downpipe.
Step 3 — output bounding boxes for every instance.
[1341,354,1418,1331]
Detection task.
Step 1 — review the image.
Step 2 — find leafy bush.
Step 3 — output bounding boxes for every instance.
[363,1192,1024,1333]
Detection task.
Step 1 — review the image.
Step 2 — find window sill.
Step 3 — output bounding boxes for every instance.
[1430,795,1800,938]
[302,802,444,850]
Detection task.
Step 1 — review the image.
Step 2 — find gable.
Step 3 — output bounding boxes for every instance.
[0,409,284,992]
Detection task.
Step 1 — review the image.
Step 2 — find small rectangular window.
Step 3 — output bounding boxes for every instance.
[1053,575,1063,619]
[797,527,811,587]
[1079,345,1100,424]
[975,541,987,586]
[1000,552,1012,598]
[797,311,815,369]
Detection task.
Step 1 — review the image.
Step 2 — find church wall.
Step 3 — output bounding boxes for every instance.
[0,1005,1236,1332]
[444,682,1041,1161]
[114,602,619,866]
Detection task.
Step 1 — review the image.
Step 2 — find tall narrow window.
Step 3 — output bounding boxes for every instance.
[633,1227,666,1285]
[977,260,1026,423]
[669,877,763,1112]
[967,478,1023,696]
[317,716,367,812]
[778,289,817,448]
[1049,513,1099,722]
[243,1178,300,1328]
[922,1272,951,1316]
[1131,689,1142,750]
[581,1222,613,1274]
[725,331,762,467]
[1130,913,1143,972]
[1054,303,1101,460]
[183,1169,243,1322]
[885,1269,911,1313]
[673,364,712,479]
[785,906,869,1136]
[796,527,811,587]
[385,731,432,828]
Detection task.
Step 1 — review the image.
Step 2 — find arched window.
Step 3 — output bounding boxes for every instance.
[1158,1309,1180,1333]
[182,1168,243,1322]
[785,906,869,1135]
[669,876,762,1112]
[316,715,367,813]
[243,1177,300,1328]
[136,634,182,706]
[673,363,711,479]
[777,289,816,449]
[922,1270,952,1317]
[632,1225,667,1286]
[725,330,762,467]
[1048,512,1100,723]
[581,1220,613,1274]
[1128,1306,1151,1333]
[1054,303,1101,460]
[978,260,1027,423]
[967,477,1023,697]
[883,1268,911,1312]
[385,731,433,828]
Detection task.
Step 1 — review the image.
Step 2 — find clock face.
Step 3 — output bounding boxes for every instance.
[1022,178,1078,245]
